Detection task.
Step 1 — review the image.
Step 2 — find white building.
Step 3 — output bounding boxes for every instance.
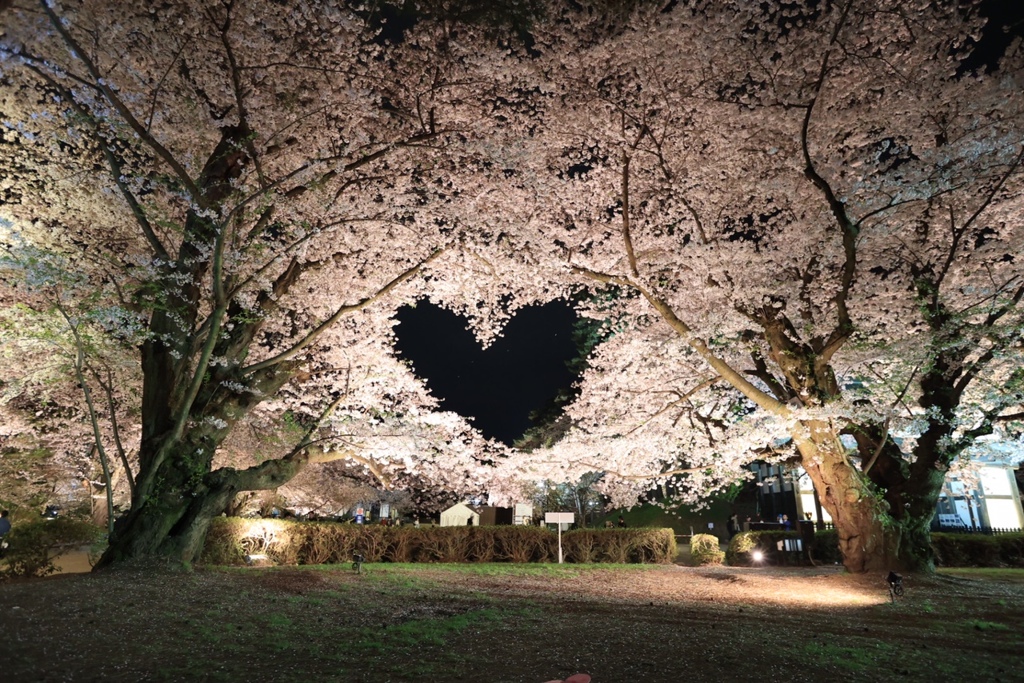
[439,503,480,527]
[513,503,534,525]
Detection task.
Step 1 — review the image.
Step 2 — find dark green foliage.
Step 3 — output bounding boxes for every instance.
[200,518,676,566]
[516,298,618,451]
[811,529,842,565]
[725,530,809,567]
[725,530,850,567]
[931,533,1024,568]
[724,530,1024,569]
[0,519,104,579]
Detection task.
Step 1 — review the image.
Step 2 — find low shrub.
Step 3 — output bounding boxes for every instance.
[0,518,104,579]
[573,528,676,564]
[417,525,472,562]
[599,528,635,563]
[200,517,250,565]
[298,521,355,564]
[356,525,389,562]
[931,532,1024,568]
[725,530,808,566]
[810,529,841,565]
[690,533,724,566]
[200,519,676,566]
[722,529,1021,569]
[201,517,303,565]
[631,528,677,564]
[562,529,600,563]
[466,527,498,562]
[494,526,554,563]
[724,531,756,566]
[388,526,418,563]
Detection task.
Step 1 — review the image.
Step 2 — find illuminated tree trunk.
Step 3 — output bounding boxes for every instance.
[797,422,946,573]
[97,409,312,567]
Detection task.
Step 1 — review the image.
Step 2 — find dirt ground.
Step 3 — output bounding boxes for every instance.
[1,560,1022,682]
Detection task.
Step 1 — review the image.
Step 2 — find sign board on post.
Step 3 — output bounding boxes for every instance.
[545,512,575,524]
[544,512,575,564]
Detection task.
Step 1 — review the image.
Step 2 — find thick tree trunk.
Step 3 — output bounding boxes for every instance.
[801,456,893,573]
[880,466,946,573]
[96,498,205,568]
[796,421,942,573]
[95,436,232,567]
[95,422,310,568]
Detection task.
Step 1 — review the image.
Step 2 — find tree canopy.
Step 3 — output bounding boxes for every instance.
[498,0,1024,570]
[1,0,1022,571]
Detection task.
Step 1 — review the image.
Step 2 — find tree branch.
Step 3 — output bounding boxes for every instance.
[619,121,648,279]
[800,0,856,359]
[22,63,170,260]
[573,266,789,416]
[621,376,723,437]
[92,365,136,498]
[38,0,204,203]
[219,4,268,189]
[244,249,444,374]
[935,146,1024,299]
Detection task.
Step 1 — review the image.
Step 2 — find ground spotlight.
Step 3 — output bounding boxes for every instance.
[751,550,764,563]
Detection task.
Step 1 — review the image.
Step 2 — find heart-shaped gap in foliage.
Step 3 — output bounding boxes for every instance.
[393,300,578,445]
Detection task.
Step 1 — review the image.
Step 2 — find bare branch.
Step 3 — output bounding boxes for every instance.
[22,63,169,260]
[619,120,649,279]
[577,462,703,481]
[621,375,723,437]
[800,0,857,355]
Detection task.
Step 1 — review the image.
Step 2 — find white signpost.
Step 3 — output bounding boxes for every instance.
[545,512,575,564]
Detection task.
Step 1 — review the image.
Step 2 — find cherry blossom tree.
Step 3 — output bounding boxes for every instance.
[0,0,529,565]
[506,0,1024,572]
[0,240,142,524]
[4,0,1022,576]
[2,250,137,527]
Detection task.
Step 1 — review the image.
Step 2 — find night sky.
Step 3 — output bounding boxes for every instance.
[393,301,579,445]
[964,0,1024,72]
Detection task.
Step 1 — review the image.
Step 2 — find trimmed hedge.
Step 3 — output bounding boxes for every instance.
[200,518,676,566]
[810,529,842,565]
[725,530,808,567]
[725,529,1024,568]
[931,532,1024,568]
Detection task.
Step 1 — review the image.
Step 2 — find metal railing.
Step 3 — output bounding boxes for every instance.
[931,525,1022,536]
[809,522,1020,535]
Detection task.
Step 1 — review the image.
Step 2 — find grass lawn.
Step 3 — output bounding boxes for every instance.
[1,562,1022,682]
[936,567,1024,583]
